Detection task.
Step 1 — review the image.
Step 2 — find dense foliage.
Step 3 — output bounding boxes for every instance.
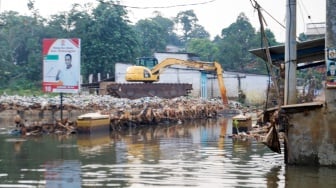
[0,0,280,92]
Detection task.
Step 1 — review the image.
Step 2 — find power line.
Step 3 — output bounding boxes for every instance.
[249,0,285,29]
[298,0,322,36]
[107,0,217,9]
[298,0,311,20]
[297,0,306,28]
[260,6,286,29]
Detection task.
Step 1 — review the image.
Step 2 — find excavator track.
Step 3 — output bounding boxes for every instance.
[106,83,192,99]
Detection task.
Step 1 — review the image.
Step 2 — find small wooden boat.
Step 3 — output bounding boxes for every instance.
[76,112,110,134]
[232,113,252,134]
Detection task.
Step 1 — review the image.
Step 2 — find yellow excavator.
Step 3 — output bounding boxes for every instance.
[107,57,228,105]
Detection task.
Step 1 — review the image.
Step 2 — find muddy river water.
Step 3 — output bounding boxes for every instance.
[0,113,336,187]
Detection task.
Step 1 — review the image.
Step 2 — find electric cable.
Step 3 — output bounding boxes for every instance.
[297,0,306,34]
[100,0,217,9]
[298,0,322,36]
[249,0,285,29]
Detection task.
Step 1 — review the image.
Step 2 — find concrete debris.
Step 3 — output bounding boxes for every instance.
[2,95,229,135]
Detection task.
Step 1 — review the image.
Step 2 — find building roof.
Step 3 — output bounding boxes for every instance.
[249,38,325,69]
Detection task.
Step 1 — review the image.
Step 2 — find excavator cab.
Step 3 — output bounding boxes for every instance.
[135,57,158,69]
[126,57,159,82]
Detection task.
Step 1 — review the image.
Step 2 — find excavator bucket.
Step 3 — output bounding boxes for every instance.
[106,83,192,99]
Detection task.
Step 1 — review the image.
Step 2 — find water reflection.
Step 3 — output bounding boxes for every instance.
[285,166,336,188]
[44,160,81,188]
[265,166,282,188]
[77,133,112,157]
[0,116,336,187]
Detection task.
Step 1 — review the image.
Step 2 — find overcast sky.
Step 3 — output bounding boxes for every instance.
[0,0,326,42]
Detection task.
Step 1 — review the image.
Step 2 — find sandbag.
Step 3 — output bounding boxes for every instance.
[262,124,281,154]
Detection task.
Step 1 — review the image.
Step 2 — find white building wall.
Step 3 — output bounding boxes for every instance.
[306,22,325,35]
[208,73,269,104]
[243,74,269,103]
[115,63,131,83]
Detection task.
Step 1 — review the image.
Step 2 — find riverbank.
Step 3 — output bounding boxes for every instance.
[0,94,275,152]
[0,94,242,132]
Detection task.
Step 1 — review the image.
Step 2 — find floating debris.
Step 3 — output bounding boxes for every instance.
[10,115,77,136]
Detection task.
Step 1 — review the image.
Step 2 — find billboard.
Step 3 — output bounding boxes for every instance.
[42,38,81,93]
[326,48,336,88]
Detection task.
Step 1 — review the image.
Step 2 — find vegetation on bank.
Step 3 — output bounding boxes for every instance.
[0,0,322,97]
[0,0,282,91]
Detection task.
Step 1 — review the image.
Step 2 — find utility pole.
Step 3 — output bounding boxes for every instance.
[237,74,246,104]
[236,74,246,93]
[284,0,297,105]
[325,0,336,110]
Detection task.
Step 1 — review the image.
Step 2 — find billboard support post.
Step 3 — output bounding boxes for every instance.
[60,92,63,121]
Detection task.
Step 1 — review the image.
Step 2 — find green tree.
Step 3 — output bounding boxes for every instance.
[80,1,140,82]
[298,32,308,41]
[187,38,218,61]
[134,19,167,56]
[216,13,260,73]
[188,24,210,40]
[0,12,18,88]
[250,28,280,74]
[174,10,199,44]
[44,14,72,38]
[63,3,97,81]
[0,1,283,92]
[151,12,182,47]
[0,10,45,89]
[254,28,279,47]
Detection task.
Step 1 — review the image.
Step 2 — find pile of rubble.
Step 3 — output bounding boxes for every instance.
[2,94,230,135]
[0,94,226,114]
[12,115,76,136]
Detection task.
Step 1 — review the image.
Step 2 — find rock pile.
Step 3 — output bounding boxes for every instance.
[12,114,76,136]
[1,94,228,135]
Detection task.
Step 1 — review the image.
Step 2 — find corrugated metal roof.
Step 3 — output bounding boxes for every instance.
[249,38,325,69]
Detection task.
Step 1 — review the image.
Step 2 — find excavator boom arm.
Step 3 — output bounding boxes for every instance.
[213,62,228,105]
[151,58,216,75]
[151,58,228,105]
[121,57,228,105]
